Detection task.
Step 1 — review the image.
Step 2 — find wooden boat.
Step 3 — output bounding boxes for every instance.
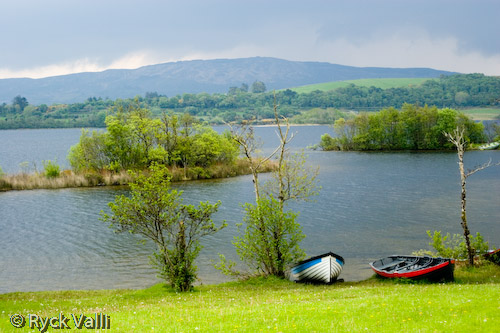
[478,141,500,150]
[484,248,500,265]
[369,255,455,281]
[290,252,344,284]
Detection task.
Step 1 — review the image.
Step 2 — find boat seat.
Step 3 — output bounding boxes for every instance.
[377,260,405,270]
[394,257,432,272]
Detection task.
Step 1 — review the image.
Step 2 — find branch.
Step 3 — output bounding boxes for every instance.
[466,158,500,178]
[443,127,465,148]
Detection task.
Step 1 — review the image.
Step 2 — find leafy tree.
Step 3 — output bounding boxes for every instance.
[68,129,110,172]
[240,83,249,93]
[251,81,267,93]
[12,95,29,112]
[101,164,226,291]
[233,195,305,277]
[220,98,318,278]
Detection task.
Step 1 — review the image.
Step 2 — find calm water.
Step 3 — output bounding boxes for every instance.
[1,126,499,293]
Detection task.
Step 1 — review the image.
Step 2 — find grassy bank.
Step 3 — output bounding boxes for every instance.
[0,159,276,192]
[2,263,499,332]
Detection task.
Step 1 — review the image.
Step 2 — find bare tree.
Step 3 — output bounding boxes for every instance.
[226,120,281,203]
[444,127,500,266]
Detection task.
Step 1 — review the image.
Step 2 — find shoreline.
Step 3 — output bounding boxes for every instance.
[0,159,277,192]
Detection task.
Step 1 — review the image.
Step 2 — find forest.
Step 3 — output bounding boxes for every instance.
[0,73,499,130]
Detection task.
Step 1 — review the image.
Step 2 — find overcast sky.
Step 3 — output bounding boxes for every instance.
[1,0,499,79]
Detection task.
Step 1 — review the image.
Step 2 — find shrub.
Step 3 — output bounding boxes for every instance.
[415,230,489,259]
[42,160,61,178]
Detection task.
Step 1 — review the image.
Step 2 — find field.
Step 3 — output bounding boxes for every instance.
[2,263,499,332]
[461,108,500,121]
[289,78,434,94]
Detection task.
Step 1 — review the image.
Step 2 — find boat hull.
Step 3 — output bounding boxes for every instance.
[290,252,344,284]
[370,256,455,281]
[479,141,500,150]
[485,248,500,265]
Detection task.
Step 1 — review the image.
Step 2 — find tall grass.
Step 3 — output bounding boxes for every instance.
[0,159,277,192]
[0,170,133,191]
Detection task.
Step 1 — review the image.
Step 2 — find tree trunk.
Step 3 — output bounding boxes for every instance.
[457,151,474,265]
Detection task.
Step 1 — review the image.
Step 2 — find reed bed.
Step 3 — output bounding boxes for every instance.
[0,159,276,191]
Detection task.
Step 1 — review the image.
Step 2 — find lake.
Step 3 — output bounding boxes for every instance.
[1,126,499,293]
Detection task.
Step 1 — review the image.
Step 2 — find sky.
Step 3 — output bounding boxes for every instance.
[1,0,499,79]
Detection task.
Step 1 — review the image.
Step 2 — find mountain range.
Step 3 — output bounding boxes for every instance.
[0,57,456,105]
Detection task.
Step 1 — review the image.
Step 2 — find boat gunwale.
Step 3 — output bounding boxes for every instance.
[294,251,345,267]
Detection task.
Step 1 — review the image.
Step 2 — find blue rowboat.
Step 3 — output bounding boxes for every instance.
[290,252,344,284]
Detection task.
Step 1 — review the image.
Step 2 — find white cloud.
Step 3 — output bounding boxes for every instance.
[0,51,172,79]
[314,33,500,75]
[0,58,103,79]
[1,33,500,79]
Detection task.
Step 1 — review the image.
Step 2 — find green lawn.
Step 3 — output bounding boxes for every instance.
[1,263,499,332]
[289,78,433,94]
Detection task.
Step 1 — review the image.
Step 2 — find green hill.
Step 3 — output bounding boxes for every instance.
[290,77,435,93]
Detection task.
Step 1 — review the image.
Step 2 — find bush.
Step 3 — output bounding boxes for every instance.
[42,160,60,178]
[101,164,226,291]
[415,230,489,259]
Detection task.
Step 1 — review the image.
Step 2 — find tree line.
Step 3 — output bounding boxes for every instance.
[1,73,499,129]
[319,104,487,151]
[68,103,240,180]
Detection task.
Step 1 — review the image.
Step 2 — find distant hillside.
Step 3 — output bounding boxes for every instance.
[0,57,455,105]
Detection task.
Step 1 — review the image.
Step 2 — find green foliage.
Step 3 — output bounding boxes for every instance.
[68,129,109,172]
[414,230,490,259]
[2,74,500,130]
[0,165,4,177]
[221,111,318,279]
[68,104,239,173]
[233,195,306,277]
[251,80,267,93]
[321,104,486,151]
[42,160,61,178]
[101,164,226,291]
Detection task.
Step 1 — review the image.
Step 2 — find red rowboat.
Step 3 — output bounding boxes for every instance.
[370,255,455,281]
